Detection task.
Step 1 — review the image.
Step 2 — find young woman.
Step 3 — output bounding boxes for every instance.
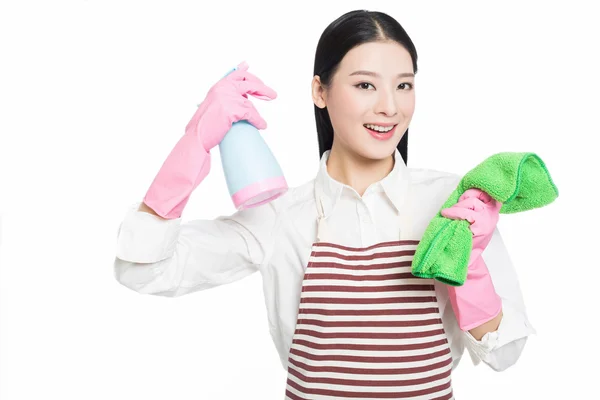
[114,9,534,399]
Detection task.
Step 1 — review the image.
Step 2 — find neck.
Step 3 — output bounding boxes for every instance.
[326,143,395,196]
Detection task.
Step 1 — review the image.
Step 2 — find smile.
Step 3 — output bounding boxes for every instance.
[364,124,398,140]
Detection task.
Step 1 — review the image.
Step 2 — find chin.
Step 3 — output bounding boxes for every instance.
[354,127,404,161]
[355,144,397,161]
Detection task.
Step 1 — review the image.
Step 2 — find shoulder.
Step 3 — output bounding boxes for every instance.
[267,177,317,218]
[408,167,461,200]
[406,167,463,233]
[222,178,317,237]
[408,166,461,186]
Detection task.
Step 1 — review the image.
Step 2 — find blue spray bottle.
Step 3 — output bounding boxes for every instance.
[218,65,288,209]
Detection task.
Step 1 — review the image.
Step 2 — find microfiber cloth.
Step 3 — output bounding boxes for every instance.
[411,152,559,286]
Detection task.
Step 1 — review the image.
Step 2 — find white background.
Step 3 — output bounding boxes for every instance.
[1,0,598,399]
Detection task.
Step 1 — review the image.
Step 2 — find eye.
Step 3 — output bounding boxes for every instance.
[355,82,374,90]
[354,82,414,91]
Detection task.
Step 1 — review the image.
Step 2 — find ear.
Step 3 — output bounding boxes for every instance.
[311,75,327,109]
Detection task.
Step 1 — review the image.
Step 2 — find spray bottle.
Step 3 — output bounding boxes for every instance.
[218,66,288,209]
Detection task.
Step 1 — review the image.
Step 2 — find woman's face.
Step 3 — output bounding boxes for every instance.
[313,40,416,161]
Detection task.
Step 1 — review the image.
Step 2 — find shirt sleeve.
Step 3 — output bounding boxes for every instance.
[113,200,279,297]
[460,226,537,371]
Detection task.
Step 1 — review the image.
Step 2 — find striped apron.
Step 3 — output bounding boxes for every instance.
[284,189,454,399]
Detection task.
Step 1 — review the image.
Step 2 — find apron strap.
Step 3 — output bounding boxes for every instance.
[316,197,328,242]
[315,180,330,242]
[398,174,413,241]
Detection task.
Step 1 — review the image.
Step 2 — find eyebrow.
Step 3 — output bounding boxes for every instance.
[349,70,415,78]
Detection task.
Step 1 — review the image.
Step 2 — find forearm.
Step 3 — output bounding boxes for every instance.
[469,309,503,340]
[142,135,212,219]
[447,255,503,335]
[138,202,165,219]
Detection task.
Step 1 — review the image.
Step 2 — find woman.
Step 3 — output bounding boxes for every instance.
[114,9,534,399]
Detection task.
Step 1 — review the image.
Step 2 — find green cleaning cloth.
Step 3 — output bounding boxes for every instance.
[411,152,559,286]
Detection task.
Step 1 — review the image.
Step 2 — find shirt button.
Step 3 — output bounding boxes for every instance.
[357,203,370,221]
[357,210,370,223]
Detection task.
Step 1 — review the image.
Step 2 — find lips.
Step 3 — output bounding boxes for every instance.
[364,124,398,140]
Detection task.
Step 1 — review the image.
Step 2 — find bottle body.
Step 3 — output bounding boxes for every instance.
[219,120,287,209]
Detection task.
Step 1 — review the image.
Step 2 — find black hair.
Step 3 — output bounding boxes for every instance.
[313,9,418,166]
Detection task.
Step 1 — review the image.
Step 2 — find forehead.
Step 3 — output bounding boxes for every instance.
[338,41,414,75]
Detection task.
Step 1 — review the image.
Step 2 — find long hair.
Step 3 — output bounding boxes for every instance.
[313,10,418,165]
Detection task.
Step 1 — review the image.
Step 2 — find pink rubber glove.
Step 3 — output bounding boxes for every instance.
[143,61,277,219]
[441,188,503,331]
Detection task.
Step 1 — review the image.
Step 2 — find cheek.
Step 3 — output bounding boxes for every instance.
[330,88,366,119]
[344,91,370,117]
[328,96,360,132]
[401,94,416,115]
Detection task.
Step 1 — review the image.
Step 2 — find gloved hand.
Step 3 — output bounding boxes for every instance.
[441,188,503,331]
[143,61,277,219]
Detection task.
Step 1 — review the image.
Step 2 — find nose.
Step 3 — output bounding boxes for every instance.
[374,88,398,117]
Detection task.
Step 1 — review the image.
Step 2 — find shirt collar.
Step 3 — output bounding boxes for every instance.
[314,148,409,218]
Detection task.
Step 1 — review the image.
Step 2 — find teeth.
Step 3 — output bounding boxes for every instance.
[365,124,394,132]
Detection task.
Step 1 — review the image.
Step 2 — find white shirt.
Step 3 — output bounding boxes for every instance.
[114,149,536,372]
